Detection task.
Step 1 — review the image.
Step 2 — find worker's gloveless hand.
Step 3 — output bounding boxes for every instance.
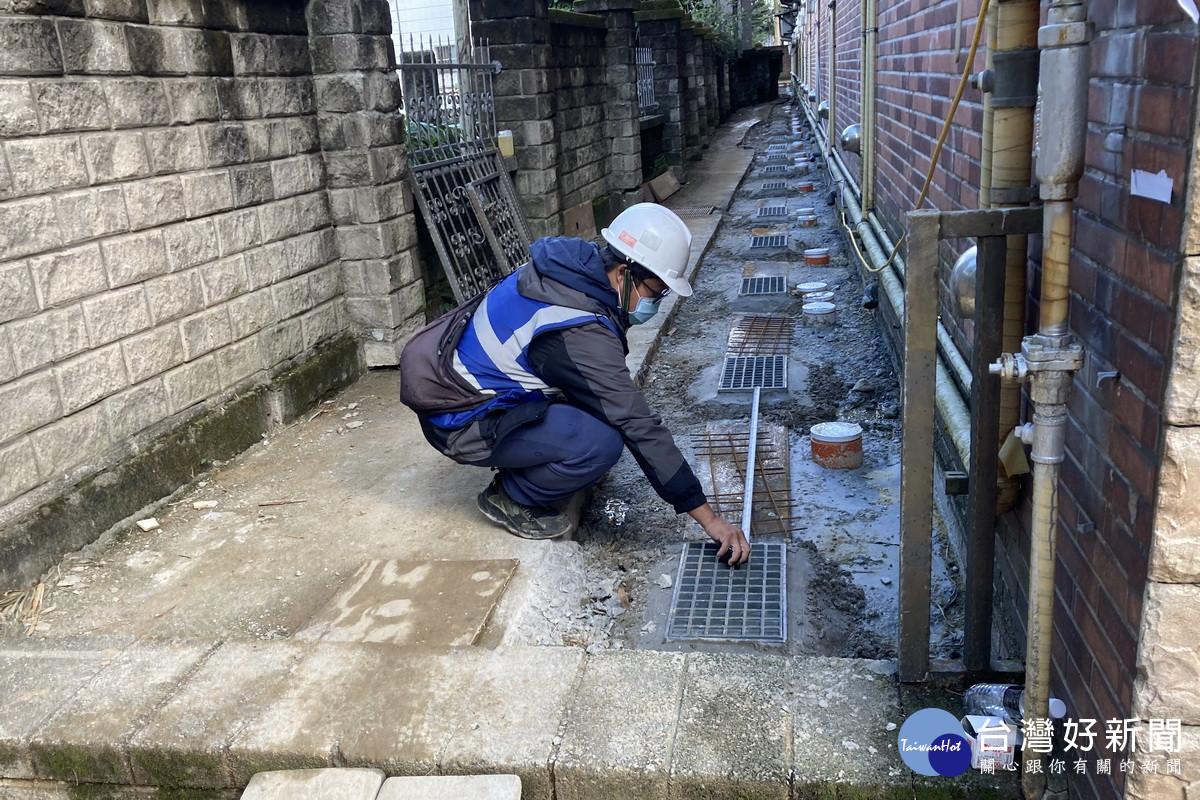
[704,516,751,567]
[687,503,750,567]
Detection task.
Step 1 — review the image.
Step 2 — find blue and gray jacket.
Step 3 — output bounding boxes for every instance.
[400,236,707,514]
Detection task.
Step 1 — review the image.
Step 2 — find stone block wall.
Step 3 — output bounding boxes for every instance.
[0,0,340,529]
[549,11,611,211]
[0,0,424,586]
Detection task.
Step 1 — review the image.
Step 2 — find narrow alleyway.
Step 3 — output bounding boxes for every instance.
[0,102,1014,800]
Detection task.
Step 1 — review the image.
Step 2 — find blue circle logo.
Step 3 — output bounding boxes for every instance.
[897,708,971,776]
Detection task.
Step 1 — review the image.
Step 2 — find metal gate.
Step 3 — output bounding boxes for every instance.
[397,36,533,303]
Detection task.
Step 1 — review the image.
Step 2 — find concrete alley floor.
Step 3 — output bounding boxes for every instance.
[0,102,1017,800]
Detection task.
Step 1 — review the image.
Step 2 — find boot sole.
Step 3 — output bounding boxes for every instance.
[477,491,573,540]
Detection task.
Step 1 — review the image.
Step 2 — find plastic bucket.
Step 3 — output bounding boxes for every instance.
[802,300,837,326]
[805,290,835,303]
[797,180,815,193]
[804,247,830,266]
[810,422,863,469]
[798,213,818,227]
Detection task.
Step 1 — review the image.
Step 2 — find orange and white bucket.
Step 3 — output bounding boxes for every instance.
[804,247,830,266]
[805,290,835,303]
[797,180,815,193]
[798,211,818,227]
[810,421,864,469]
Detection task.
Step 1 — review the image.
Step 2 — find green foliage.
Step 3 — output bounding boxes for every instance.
[752,0,776,45]
[682,0,740,58]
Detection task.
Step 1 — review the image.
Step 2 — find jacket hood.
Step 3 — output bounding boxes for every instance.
[519,237,627,333]
[528,238,621,313]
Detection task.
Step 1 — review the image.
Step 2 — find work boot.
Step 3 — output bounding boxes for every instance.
[477,478,576,540]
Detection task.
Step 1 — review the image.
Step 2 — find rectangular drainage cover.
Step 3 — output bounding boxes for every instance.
[757,206,788,218]
[765,143,788,151]
[666,541,787,643]
[749,234,788,249]
[764,155,789,164]
[761,165,789,174]
[740,275,787,295]
[760,181,788,191]
[717,354,788,391]
[674,205,716,217]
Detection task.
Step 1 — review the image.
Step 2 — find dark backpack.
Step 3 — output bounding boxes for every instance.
[398,291,490,416]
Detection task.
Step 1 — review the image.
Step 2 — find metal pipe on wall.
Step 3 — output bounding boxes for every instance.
[860,0,877,209]
[990,0,1040,514]
[827,0,837,157]
[988,1,1091,795]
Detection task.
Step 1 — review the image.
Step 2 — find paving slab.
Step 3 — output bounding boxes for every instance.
[377,774,521,800]
[294,559,518,647]
[29,639,217,785]
[554,650,686,800]
[334,646,488,776]
[670,652,792,799]
[436,646,582,800]
[0,636,137,780]
[227,642,401,782]
[239,768,385,800]
[128,639,308,788]
[788,657,906,796]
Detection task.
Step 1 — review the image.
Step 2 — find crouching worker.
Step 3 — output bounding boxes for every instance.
[399,203,750,565]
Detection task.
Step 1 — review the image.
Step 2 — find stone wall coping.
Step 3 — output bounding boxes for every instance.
[573,0,641,12]
[634,9,688,22]
[548,8,608,29]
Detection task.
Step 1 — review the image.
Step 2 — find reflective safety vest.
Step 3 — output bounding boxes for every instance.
[427,271,619,429]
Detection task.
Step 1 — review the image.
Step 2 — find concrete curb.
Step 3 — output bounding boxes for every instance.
[0,637,965,799]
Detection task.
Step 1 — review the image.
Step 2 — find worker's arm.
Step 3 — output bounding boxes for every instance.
[529,325,749,564]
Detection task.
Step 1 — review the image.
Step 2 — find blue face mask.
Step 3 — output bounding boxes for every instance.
[628,296,660,325]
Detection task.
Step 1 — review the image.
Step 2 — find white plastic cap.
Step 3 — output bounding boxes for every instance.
[601,203,694,296]
[1049,698,1066,719]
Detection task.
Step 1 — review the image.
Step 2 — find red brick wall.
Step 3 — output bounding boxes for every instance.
[875,0,986,223]
[805,1,1198,798]
[1036,4,1194,799]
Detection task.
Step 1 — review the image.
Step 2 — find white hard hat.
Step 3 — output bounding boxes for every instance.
[601,203,693,297]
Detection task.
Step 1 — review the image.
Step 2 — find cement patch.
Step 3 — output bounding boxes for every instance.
[377,774,521,800]
[293,559,518,647]
[239,768,385,800]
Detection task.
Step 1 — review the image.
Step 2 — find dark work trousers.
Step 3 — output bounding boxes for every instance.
[481,403,624,508]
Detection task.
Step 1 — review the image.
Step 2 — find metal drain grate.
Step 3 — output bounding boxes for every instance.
[739,276,787,295]
[764,155,789,164]
[760,181,788,191]
[666,541,787,643]
[761,165,789,174]
[673,205,716,217]
[765,143,788,151]
[718,355,788,391]
[749,234,788,249]
[726,314,794,354]
[756,206,788,218]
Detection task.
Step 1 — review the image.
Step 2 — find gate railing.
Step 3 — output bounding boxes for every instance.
[397,36,533,303]
[636,45,658,113]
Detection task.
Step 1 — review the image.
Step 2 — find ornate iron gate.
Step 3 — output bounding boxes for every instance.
[397,36,533,303]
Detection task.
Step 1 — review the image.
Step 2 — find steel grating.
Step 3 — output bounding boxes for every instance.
[761,165,790,174]
[718,355,788,391]
[666,541,787,642]
[673,205,716,217]
[760,181,788,191]
[749,234,788,249]
[764,155,789,164]
[739,276,787,295]
[726,314,794,354]
[765,143,788,151]
[756,206,788,218]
